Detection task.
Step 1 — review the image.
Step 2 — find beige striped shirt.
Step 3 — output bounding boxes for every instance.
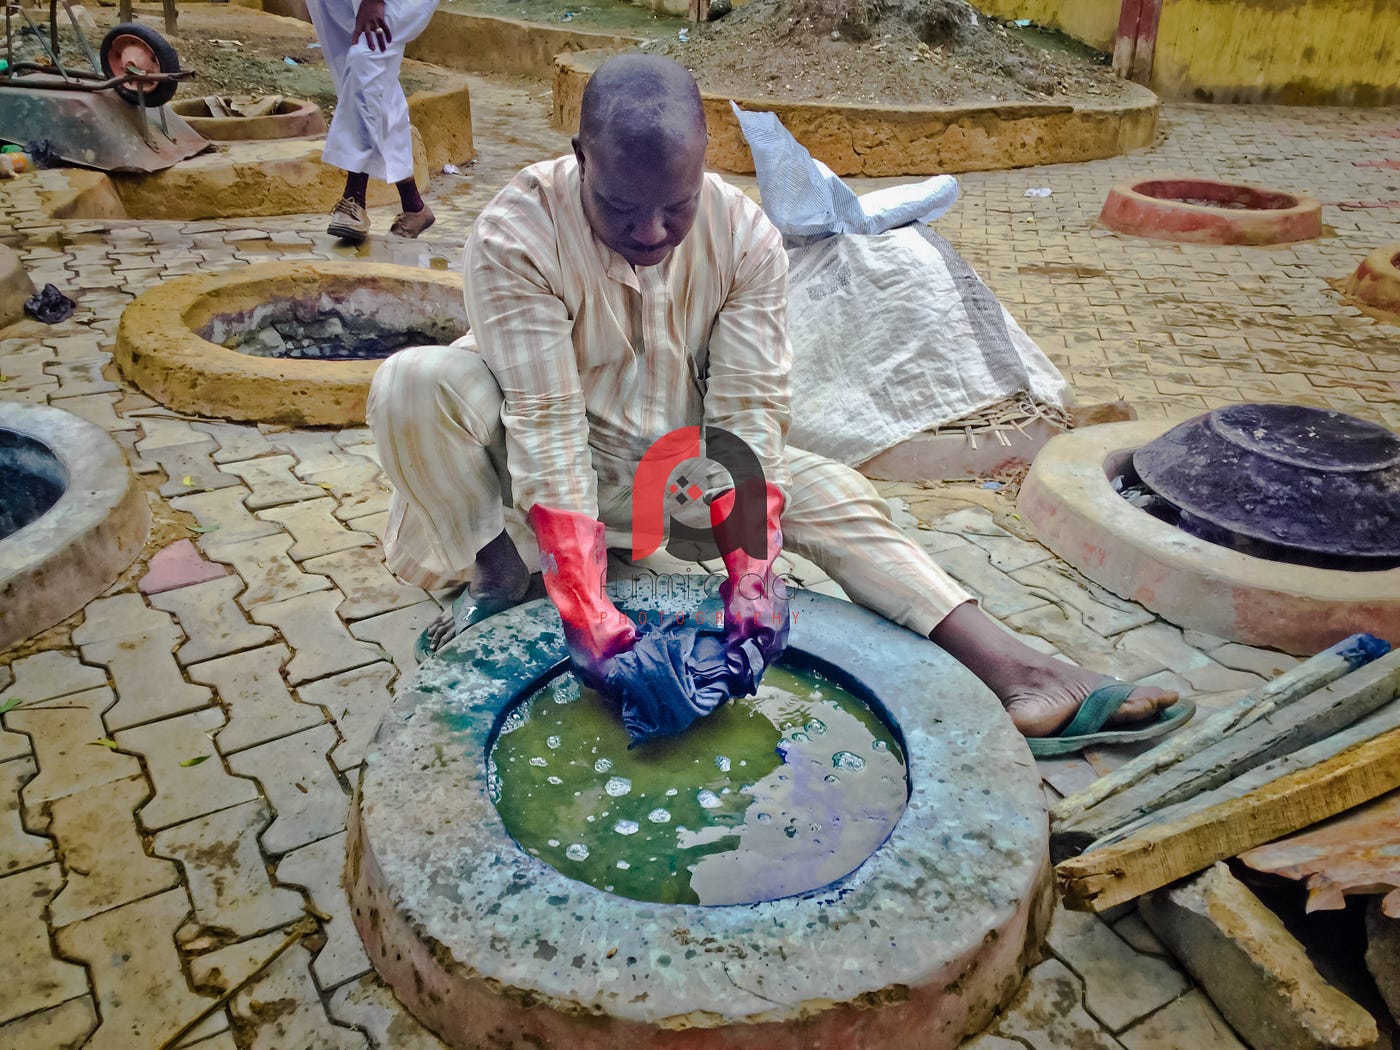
[463,156,792,523]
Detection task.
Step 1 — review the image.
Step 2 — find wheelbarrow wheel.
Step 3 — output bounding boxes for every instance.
[99,23,181,108]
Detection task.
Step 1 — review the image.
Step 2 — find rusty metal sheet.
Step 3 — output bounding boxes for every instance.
[0,86,208,172]
[1239,790,1400,917]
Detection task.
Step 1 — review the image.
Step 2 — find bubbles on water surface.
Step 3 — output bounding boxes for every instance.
[594,757,613,773]
[804,719,827,735]
[604,776,632,797]
[546,735,561,749]
[697,789,721,809]
[565,843,590,861]
[832,751,865,771]
[714,755,731,772]
[647,808,671,823]
[613,820,640,836]
[547,776,563,785]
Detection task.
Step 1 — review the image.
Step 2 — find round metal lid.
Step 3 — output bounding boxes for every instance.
[1133,404,1400,561]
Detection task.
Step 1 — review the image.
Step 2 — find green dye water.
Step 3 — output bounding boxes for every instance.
[488,664,907,905]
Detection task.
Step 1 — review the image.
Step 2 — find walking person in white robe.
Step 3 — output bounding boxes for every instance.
[305,0,438,242]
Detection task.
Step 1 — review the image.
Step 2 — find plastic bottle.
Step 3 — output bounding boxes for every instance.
[0,152,28,178]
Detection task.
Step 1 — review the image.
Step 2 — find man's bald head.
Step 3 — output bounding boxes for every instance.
[577,54,707,158]
[573,55,709,268]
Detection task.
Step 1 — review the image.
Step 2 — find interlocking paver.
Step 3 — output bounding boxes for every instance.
[42,357,119,397]
[188,644,325,753]
[9,688,140,809]
[139,538,230,595]
[226,724,348,856]
[0,864,89,1024]
[1207,642,1299,680]
[935,507,1054,572]
[303,547,430,621]
[256,498,376,561]
[171,487,282,546]
[276,831,371,988]
[349,600,440,674]
[154,799,305,940]
[1010,561,1158,637]
[203,533,333,609]
[930,543,1050,619]
[192,420,279,463]
[150,440,244,498]
[221,454,326,509]
[1,757,51,874]
[116,707,260,830]
[192,937,368,1049]
[1118,990,1246,1050]
[49,391,136,432]
[993,958,1124,1049]
[0,995,96,1050]
[1114,623,1269,693]
[0,649,106,704]
[135,414,209,452]
[47,775,179,927]
[249,590,382,684]
[72,590,173,646]
[148,574,278,666]
[77,614,215,733]
[297,662,397,771]
[56,887,224,1050]
[328,974,448,1049]
[1047,905,1190,1032]
[1005,606,1169,683]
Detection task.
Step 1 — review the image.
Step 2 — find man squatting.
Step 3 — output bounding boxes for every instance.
[367,54,1179,741]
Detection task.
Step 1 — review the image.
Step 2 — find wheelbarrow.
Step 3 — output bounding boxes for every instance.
[0,0,207,172]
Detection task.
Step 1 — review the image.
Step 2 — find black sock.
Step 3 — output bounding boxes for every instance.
[396,177,424,214]
[343,172,369,206]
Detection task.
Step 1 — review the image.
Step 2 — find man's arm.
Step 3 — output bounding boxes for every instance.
[701,191,793,495]
[463,204,600,519]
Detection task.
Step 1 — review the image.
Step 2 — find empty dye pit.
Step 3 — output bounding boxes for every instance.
[347,588,1051,1050]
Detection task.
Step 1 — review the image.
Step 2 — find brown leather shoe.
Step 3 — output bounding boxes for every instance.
[389,204,435,238]
[327,197,370,243]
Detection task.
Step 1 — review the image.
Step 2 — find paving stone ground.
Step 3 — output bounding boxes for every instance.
[1,51,1397,1050]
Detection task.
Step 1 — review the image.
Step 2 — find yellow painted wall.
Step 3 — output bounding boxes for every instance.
[969,0,1120,52]
[1151,0,1400,104]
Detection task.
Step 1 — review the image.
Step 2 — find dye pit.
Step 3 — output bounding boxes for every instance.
[488,664,907,905]
[0,428,66,540]
[206,309,448,361]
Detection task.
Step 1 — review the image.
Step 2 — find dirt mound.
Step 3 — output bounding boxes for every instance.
[649,0,1128,107]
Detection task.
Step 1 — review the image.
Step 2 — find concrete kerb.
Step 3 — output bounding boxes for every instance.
[113,261,466,426]
[348,589,1052,1050]
[405,8,644,80]
[0,402,151,651]
[1017,420,1400,656]
[553,49,1160,177]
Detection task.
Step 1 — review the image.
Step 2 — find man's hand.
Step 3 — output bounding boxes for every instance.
[352,0,392,51]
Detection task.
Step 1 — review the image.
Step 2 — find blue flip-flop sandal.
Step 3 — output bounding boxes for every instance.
[1025,683,1196,758]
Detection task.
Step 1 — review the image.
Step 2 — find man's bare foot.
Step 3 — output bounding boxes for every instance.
[929,601,1178,738]
[424,528,531,653]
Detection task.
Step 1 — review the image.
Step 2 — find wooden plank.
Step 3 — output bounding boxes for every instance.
[1056,725,1400,913]
[1053,654,1400,858]
[1050,634,1390,826]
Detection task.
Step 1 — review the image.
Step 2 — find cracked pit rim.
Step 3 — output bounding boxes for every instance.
[1017,419,1400,656]
[347,589,1051,1050]
[114,261,467,426]
[1099,177,1323,244]
[0,402,150,651]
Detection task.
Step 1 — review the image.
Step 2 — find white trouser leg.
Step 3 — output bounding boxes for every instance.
[780,447,973,637]
[305,0,436,183]
[367,342,534,590]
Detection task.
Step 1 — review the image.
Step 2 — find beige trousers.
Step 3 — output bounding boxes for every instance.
[366,344,972,637]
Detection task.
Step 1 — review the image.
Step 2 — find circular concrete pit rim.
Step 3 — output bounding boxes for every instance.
[348,588,1051,1049]
[1099,177,1323,244]
[113,261,466,426]
[167,96,328,141]
[1342,241,1400,317]
[0,401,150,651]
[1016,419,1400,656]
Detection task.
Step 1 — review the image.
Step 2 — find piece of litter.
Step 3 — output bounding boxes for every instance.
[678,28,689,41]
[442,163,462,175]
[0,697,24,715]
[182,475,195,486]
[283,56,301,66]
[89,738,118,750]
[23,283,76,324]
[1024,187,1052,197]
[981,480,1004,490]
[560,11,574,20]
[210,38,243,48]
[1013,18,1031,27]
[307,41,321,48]
[180,755,210,767]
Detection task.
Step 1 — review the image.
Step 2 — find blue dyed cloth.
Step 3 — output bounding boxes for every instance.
[600,623,770,748]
